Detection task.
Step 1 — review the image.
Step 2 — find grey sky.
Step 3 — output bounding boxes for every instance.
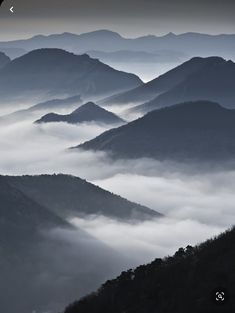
[0,0,235,40]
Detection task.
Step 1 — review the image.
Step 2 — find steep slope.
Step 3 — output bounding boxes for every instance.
[77,101,235,161]
[0,176,67,232]
[138,57,235,113]
[6,174,161,220]
[0,175,140,313]
[100,57,216,106]
[35,102,125,125]
[0,48,142,101]
[64,227,235,313]
[0,51,10,68]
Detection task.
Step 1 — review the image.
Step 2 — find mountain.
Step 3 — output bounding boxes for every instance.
[1,30,235,59]
[35,102,125,125]
[0,95,83,124]
[77,101,235,162]
[0,51,10,68]
[0,174,160,313]
[30,94,83,112]
[6,174,161,220]
[0,176,83,313]
[0,30,124,53]
[99,57,216,106]
[87,50,186,64]
[137,57,235,113]
[64,226,235,313]
[0,48,142,101]
[0,47,26,59]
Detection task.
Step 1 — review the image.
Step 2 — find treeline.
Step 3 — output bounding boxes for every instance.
[64,227,235,313]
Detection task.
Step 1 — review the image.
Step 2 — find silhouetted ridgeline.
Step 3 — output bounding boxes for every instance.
[137,57,235,113]
[78,101,235,162]
[0,174,160,313]
[0,48,142,100]
[1,30,235,57]
[5,174,161,220]
[100,56,216,106]
[0,51,10,68]
[35,102,125,125]
[64,227,235,313]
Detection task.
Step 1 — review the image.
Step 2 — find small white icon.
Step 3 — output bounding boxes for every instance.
[215,291,225,301]
[10,6,14,13]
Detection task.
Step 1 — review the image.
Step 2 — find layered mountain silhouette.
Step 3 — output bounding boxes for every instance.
[0,174,160,313]
[6,174,161,220]
[64,227,235,313]
[1,30,235,58]
[0,48,142,101]
[99,56,218,106]
[0,95,83,124]
[35,102,125,125]
[87,50,186,64]
[0,51,10,68]
[136,57,235,113]
[77,101,235,161]
[29,95,83,112]
[0,47,26,59]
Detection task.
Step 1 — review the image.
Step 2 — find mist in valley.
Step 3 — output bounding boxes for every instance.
[0,103,233,264]
[0,39,235,312]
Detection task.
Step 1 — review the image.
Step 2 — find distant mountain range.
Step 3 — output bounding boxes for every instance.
[1,30,235,59]
[86,50,187,64]
[77,101,235,162]
[100,56,216,106]
[0,174,160,313]
[0,48,142,101]
[136,57,235,113]
[0,95,83,124]
[0,51,10,68]
[35,102,125,125]
[64,226,235,313]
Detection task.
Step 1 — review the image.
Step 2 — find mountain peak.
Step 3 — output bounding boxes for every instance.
[72,102,99,113]
[164,32,176,38]
[189,56,226,63]
[79,29,123,39]
[78,100,235,161]
[0,48,142,100]
[36,102,125,125]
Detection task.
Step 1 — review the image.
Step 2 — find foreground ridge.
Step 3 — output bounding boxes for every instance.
[64,227,235,313]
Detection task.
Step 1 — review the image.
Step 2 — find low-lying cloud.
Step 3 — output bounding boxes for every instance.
[0,110,234,266]
[71,215,225,265]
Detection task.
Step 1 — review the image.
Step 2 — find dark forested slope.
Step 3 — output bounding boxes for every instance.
[65,227,235,313]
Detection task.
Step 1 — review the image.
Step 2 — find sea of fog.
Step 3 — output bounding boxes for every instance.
[0,104,233,268]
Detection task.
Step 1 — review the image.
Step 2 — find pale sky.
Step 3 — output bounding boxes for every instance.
[0,0,235,40]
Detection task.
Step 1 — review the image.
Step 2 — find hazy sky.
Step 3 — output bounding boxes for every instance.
[0,0,235,40]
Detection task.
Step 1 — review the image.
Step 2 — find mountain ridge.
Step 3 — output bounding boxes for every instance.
[77,100,235,161]
[136,57,235,113]
[0,48,142,101]
[5,174,161,220]
[64,226,235,313]
[35,102,125,125]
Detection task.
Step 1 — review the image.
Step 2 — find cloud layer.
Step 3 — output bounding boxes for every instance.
[0,109,234,267]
